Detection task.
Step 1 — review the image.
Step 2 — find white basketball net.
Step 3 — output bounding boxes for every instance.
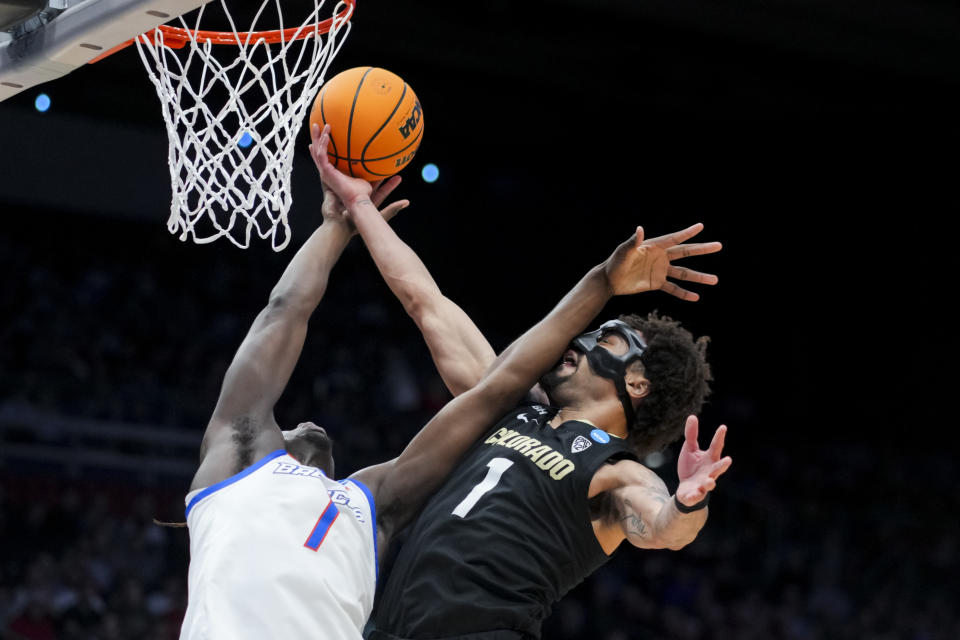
[135,0,353,250]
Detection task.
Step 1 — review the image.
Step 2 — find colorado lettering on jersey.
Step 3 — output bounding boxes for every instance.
[483,428,576,480]
[273,461,367,523]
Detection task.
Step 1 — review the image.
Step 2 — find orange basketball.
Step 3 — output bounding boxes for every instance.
[309,66,424,181]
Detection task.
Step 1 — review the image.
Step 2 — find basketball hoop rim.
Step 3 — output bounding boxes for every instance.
[153,0,355,48]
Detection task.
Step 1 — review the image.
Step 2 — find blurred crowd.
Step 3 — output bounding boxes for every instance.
[1,215,956,639]
[3,446,955,640]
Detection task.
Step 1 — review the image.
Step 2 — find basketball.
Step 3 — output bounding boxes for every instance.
[309,66,424,181]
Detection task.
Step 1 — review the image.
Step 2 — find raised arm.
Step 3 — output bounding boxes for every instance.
[366,224,720,542]
[189,181,406,493]
[308,123,495,396]
[590,415,732,553]
[310,124,721,546]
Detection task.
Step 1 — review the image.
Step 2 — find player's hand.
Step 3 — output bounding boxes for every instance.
[311,123,409,231]
[603,223,721,301]
[319,175,409,233]
[308,123,373,205]
[675,416,732,507]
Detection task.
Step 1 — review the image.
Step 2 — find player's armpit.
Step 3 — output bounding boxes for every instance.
[190,414,286,492]
[348,459,398,553]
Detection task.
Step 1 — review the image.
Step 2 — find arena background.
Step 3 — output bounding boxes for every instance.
[1,1,958,638]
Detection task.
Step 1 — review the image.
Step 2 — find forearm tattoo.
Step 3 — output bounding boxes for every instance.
[643,487,668,504]
[620,499,649,540]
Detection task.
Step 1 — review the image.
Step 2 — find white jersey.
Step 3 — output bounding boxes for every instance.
[180,450,378,640]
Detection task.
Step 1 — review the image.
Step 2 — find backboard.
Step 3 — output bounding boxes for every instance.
[0,0,208,101]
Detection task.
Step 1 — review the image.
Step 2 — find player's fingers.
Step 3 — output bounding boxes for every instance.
[632,226,645,249]
[648,223,704,248]
[708,425,727,460]
[372,175,402,207]
[683,416,700,452]
[317,124,331,157]
[709,456,733,479]
[316,127,340,178]
[315,130,329,165]
[308,129,324,166]
[666,241,723,261]
[667,265,719,285]
[380,200,410,223]
[661,281,700,302]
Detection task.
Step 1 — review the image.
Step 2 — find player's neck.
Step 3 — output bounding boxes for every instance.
[549,406,627,438]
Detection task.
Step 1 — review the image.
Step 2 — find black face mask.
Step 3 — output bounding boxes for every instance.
[572,320,647,428]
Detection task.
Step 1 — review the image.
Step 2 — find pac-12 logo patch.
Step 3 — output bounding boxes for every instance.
[571,435,592,453]
[590,429,611,444]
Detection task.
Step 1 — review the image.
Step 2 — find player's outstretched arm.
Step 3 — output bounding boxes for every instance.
[330,223,722,550]
[591,416,732,552]
[308,123,496,396]
[190,181,406,493]
[479,218,722,389]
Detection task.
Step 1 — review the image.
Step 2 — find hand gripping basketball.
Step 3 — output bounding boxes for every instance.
[308,67,424,181]
[311,124,410,231]
[310,124,375,205]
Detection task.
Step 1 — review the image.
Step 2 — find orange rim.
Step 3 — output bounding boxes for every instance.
[156,0,354,47]
[88,0,354,62]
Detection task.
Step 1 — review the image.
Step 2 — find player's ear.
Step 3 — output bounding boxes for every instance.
[624,363,649,400]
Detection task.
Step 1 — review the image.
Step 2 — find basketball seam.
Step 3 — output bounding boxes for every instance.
[350,126,424,177]
[360,82,408,168]
[325,125,423,164]
[347,67,376,178]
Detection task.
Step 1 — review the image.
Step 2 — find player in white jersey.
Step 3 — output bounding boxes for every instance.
[182,452,379,638]
[179,122,722,639]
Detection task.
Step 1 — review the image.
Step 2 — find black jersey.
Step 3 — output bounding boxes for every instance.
[371,404,637,640]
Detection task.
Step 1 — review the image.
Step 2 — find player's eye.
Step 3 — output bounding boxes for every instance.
[600,330,622,345]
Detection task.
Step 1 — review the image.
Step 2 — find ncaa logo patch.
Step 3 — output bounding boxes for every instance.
[571,435,592,453]
[590,428,611,444]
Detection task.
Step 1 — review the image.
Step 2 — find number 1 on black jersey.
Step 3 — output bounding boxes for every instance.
[452,457,514,518]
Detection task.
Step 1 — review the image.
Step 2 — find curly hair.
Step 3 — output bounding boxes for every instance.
[619,312,712,456]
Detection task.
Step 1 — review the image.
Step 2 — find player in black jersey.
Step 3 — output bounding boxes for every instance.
[359,209,729,638]
[186,123,716,637]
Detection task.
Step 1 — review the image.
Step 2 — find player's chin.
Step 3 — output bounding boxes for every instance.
[540,365,573,388]
[538,372,559,395]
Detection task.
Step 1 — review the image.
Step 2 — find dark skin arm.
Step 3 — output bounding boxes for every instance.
[189,182,405,493]
[363,227,720,552]
[311,124,723,556]
[352,265,618,550]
